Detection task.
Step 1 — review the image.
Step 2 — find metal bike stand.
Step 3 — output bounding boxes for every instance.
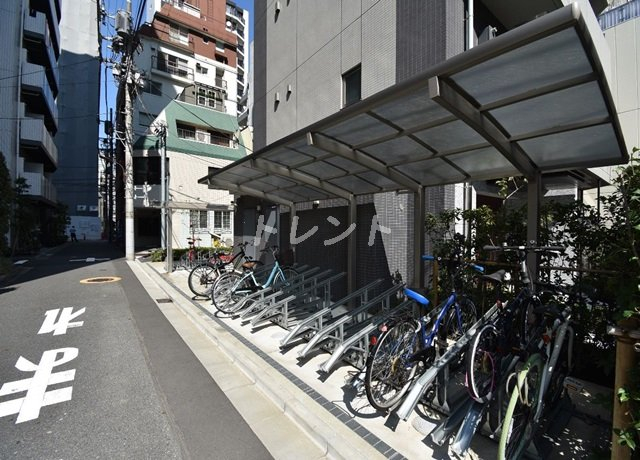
[279,279,385,348]
[239,269,331,320]
[252,272,347,329]
[230,266,322,316]
[395,305,499,421]
[319,299,414,372]
[298,284,405,359]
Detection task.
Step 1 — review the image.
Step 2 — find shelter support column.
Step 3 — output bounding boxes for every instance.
[526,173,541,281]
[348,196,357,294]
[608,323,640,460]
[414,187,425,288]
[289,205,297,261]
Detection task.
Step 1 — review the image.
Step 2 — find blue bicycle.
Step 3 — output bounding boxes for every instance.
[364,253,483,411]
[210,245,297,314]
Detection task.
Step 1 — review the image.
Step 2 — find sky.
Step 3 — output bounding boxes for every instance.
[99,0,254,141]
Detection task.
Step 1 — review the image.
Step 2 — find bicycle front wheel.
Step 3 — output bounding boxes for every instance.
[498,354,543,460]
[211,272,243,314]
[188,263,220,298]
[273,267,298,290]
[443,297,477,342]
[365,319,421,412]
[466,323,499,403]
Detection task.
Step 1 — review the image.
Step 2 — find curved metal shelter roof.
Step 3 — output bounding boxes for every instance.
[198,4,628,205]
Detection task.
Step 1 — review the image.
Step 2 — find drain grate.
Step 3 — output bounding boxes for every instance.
[156,298,173,303]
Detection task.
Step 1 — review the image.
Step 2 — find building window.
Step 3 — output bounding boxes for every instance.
[190,210,208,230]
[343,65,361,107]
[196,63,208,75]
[213,211,231,232]
[196,85,224,111]
[142,80,162,96]
[176,123,196,140]
[156,52,190,78]
[216,40,225,52]
[169,23,189,45]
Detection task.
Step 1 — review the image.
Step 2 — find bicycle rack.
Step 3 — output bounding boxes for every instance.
[394,304,499,422]
[318,298,415,372]
[237,268,330,319]
[251,272,347,329]
[229,266,322,315]
[279,278,386,348]
[242,269,334,321]
[297,283,406,365]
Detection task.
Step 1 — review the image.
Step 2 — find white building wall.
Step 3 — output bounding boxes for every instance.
[603,15,640,150]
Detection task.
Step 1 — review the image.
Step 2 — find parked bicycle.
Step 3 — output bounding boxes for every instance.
[210,245,298,314]
[498,301,574,459]
[465,244,564,405]
[187,241,258,298]
[364,250,482,412]
[176,236,202,270]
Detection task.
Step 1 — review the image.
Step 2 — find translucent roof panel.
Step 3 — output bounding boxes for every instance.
[412,120,487,153]
[489,81,608,137]
[451,29,592,106]
[360,137,433,166]
[199,4,628,205]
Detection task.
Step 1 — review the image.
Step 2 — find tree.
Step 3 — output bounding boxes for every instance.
[0,155,13,255]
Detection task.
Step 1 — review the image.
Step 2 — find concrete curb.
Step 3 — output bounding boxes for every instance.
[135,260,391,460]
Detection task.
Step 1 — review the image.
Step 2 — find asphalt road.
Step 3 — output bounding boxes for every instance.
[0,241,272,460]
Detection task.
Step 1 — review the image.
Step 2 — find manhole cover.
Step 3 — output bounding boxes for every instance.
[80,276,122,284]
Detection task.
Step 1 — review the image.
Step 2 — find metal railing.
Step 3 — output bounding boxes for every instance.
[152,55,193,80]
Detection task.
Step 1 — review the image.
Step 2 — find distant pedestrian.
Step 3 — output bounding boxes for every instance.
[70,226,78,242]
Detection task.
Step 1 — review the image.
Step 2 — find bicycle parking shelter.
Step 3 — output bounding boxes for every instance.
[198,4,628,291]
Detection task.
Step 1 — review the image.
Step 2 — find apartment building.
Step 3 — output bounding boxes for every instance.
[0,0,99,250]
[131,0,249,249]
[243,0,617,291]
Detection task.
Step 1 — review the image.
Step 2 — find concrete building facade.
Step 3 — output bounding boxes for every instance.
[0,0,100,249]
[131,0,249,249]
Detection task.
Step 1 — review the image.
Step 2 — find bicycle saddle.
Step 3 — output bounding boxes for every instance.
[404,287,430,306]
[481,269,507,284]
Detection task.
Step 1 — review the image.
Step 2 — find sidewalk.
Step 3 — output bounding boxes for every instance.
[131,258,613,460]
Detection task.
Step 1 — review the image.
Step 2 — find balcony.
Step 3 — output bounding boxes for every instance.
[31,0,61,58]
[151,55,194,83]
[162,0,200,18]
[177,128,236,147]
[20,118,58,171]
[213,76,227,91]
[21,58,58,131]
[23,9,59,93]
[22,171,57,202]
[226,5,245,25]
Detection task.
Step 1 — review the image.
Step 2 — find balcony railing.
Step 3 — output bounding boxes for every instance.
[599,0,640,29]
[21,58,58,129]
[177,128,237,147]
[23,10,60,90]
[226,5,245,24]
[162,0,200,17]
[152,55,194,81]
[22,171,57,202]
[20,118,58,168]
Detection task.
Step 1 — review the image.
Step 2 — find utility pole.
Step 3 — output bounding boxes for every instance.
[111,0,140,260]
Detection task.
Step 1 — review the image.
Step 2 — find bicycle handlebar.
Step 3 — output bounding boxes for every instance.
[483,244,564,254]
